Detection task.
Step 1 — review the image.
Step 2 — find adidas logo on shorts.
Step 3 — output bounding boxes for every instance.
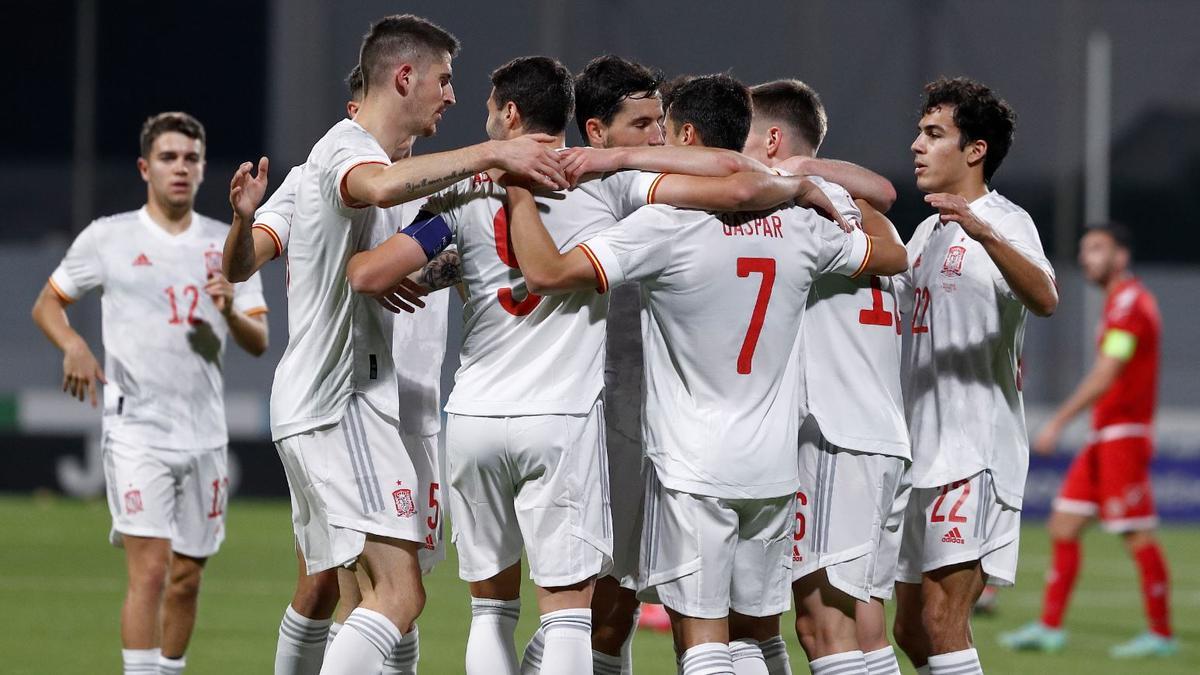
[941,527,965,544]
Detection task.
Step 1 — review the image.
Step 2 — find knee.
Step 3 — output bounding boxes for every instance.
[793,614,820,654]
[920,596,965,644]
[128,556,172,598]
[293,569,341,618]
[1123,529,1156,552]
[892,614,924,661]
[167,564,204,601]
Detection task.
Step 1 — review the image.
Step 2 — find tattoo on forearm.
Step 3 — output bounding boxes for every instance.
[402,167,475,198]
[420,249,463,291]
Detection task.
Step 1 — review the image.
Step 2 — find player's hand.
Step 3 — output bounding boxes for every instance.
[925,193,993,241]
[795,178,854,232]
[375,279,428,314]
[229,156,270,223]
[558,147,622,186]
[62,339,106,407]
[492,135,569,191]
[1032,422,1062,456]
[205,273,235,317]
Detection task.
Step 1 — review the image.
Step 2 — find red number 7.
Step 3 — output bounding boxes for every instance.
[736,257,776,375]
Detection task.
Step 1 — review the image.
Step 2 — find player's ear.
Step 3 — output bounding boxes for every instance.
[137,157,150,182]
[680,123,698,146]
[966,138,987,168]
[585,118,606,147]
[504,101,521,132]
[767,126,783,159]
[395,63,414,96]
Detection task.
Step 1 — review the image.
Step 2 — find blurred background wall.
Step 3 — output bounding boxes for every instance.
[1,0,1197,516]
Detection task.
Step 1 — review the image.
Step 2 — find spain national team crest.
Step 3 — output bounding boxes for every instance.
[204,248,223,277]
[124,489,143,514]
[392,485,416,518]
[941,245,966,277]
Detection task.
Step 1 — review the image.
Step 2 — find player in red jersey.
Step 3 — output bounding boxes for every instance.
[1001,221,1175,658]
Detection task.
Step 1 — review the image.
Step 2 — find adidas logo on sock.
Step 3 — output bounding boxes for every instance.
[941,527,965,544]
[132,253,152,267]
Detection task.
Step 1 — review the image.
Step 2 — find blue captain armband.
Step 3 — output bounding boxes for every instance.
[400,211,453,260]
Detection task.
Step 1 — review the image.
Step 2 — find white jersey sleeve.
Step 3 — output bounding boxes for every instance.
[252,164,303,258]
[581,169,664,218]
[50,223,106,300]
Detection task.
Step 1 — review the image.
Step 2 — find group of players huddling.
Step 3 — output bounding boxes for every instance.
[33,12,1176,675]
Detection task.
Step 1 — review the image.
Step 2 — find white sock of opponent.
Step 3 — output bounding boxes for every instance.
[730,639,768,674]
[321,607,399,675]
[809,650,867,675]
[863,646,902,675]
[680,643,734,675]
[619,604,640,675]
[538,608,592,674]
[275,604,332,675]
[466,598,520,675]
[593,650,623,675]
[121,648,160,675]
[927,648,982,675]
[758,635,792,675]
[381,623,419,674]
[158,654,186,674]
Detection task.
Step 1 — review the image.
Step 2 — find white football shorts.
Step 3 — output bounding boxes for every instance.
[102,432,229,559]
[639,468,794,619]
[276,394,424,574]
[896,469,1020,586]
[446,399,613,588]
[792,418,908,602]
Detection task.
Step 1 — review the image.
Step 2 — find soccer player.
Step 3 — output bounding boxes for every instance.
[31,112,269,675]
[1000,222,1174,658]
[346,58,838,675]
[503,73,909,675]
[892,77,1058,675]
[743,79,910,675]
[267,16,573,675]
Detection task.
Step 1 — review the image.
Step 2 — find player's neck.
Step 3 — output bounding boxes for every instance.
[144,195,193,235]
[354,103,418,161]
[1104,270,1133,294]
[943,175,988,202]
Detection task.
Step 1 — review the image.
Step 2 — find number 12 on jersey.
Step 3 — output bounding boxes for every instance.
[736,257,776,375]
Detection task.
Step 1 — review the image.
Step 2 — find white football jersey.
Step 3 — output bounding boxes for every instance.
[801,176,909,459]
[583,203,871,499]
[895,190,1054,508]
[424,169,660,417]
[49,207,267,450]
[255,172,448,437]
[269,119,399,441]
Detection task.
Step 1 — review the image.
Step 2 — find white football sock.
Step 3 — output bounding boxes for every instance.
[619,605,639,675]
[927,648,982,675]
[466,598,520,675]
[758,635,792,675]
[382,623,419,674]
[121,648,160,675]
[680,642,734,675]
[730,639,768,674]
[275,604,332,675]
[809,649,868,675]
[539,608,592,674]
[324,622,342,656]
[320,607,399,675]
[594,649,623,675]
[520,626,545,675]
[158,654,186,674]
[863,646,901,675]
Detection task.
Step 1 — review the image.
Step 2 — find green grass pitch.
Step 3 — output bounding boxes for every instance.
[0,495,1196,673]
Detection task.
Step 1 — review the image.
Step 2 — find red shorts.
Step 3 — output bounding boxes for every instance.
[1054,432,1157,532]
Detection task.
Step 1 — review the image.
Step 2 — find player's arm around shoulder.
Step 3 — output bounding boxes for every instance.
[504,183,598,296]
[857,200,908,277]
[346,211,451,297]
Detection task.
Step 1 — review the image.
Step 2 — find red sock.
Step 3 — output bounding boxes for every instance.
[1133,543,1172,637]
[1040,539,1081,628]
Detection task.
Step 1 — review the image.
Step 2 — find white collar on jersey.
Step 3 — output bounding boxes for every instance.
[138,206,200,243]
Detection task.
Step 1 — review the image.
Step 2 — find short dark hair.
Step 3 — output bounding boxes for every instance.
[922,77,1015,181]
[359,14,460,96]
[573,55,663,138]
[665,74,752,152]
[659,74,694,116]
[347,64,364,100]
[490,56,574,136]
[1087,221,1134,253]
[750,79,827,152]
[139,112,205,158]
